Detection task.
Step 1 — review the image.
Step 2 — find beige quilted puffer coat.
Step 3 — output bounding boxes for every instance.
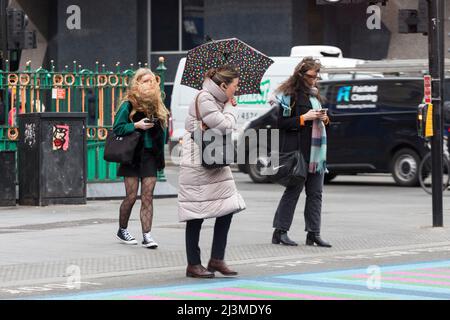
[177,78,246,222]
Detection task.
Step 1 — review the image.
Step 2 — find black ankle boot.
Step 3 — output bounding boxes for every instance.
[272,229,298,246]
[306,232,332,248]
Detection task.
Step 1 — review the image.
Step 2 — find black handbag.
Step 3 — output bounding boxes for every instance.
[266,150,307,187]
[103,130,141,165]
[264,102,308,187]
[190,91,233,169]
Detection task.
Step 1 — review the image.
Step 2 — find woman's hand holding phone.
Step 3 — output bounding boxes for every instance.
[303,109,320,121]
[135,118,155,130]
[318,108,328,121]
[303,109,329,121]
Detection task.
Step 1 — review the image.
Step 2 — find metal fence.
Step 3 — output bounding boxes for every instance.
[0,57,168,183]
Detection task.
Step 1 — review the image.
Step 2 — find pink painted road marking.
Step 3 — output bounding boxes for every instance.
[216,287,350,300]
[173,291,270,300]
[351,275,450,286]
[386,271,450,280]
[128,295,180,300]
[421,268,450,274]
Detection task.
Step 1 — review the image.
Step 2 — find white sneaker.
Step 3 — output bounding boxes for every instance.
[142,232,158,249]
[116,228,138,245]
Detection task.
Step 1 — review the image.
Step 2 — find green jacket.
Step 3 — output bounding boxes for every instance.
[113,101,167,169]
[113,101,153,148]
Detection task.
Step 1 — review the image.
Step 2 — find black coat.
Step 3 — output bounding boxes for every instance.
[131,111,166,171]
[277,91,313,162]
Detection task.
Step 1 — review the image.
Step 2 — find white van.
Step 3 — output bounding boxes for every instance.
[168,46,367,156]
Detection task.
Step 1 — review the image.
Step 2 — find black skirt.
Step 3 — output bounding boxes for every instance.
[117,143,157,178]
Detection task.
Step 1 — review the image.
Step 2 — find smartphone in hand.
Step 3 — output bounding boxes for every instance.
[144,116,158,124]
[320,108,328,113]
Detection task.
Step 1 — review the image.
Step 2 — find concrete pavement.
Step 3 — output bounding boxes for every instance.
[1,167,450,299]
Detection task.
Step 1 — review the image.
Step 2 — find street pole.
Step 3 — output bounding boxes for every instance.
[0,0,8,69]
[428,0,444,227]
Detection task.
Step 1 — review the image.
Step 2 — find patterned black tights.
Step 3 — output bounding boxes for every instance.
[140,177,157,233]
[119,177,157,233]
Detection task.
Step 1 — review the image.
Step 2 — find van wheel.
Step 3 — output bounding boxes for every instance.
[391,148,420,186]
[324,173,337,184]
[248,147,271,183]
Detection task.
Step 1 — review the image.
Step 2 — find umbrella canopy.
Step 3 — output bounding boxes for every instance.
[181,38,274,95]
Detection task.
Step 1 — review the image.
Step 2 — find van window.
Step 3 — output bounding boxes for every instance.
[318,84,329,103]
[324,80,423,114]
[377,81,422,112]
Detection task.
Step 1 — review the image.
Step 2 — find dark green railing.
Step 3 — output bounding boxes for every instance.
[0,57,168,182]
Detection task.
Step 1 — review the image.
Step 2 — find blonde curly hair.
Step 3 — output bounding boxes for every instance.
[120,68,169,128]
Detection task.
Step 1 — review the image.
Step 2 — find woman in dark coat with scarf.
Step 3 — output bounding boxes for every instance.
[269,57,332,248]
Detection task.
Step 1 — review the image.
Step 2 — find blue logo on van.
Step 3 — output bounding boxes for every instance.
[337,86,352,102]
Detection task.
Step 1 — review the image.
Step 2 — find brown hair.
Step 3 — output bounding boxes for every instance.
[276,57,323,103]
[205,65,239,87]
[120,68,169,128]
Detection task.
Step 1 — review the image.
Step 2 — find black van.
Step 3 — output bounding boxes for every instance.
[237,77,449,186]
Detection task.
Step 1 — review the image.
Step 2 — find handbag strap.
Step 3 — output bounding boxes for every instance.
[194,91,208,130]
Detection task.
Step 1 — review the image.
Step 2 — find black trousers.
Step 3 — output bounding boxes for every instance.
[185,214,233,265]
[273,172,324,233]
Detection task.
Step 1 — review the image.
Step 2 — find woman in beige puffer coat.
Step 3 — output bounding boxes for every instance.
[178,65,246,278]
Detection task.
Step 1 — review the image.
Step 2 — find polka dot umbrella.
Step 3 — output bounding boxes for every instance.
[181,38,274,96]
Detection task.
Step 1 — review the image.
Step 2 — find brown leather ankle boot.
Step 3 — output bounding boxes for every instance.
[207,258,238,276]
[186,264,215,278]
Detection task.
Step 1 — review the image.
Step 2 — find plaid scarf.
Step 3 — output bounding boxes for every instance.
[309,96,328,174]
